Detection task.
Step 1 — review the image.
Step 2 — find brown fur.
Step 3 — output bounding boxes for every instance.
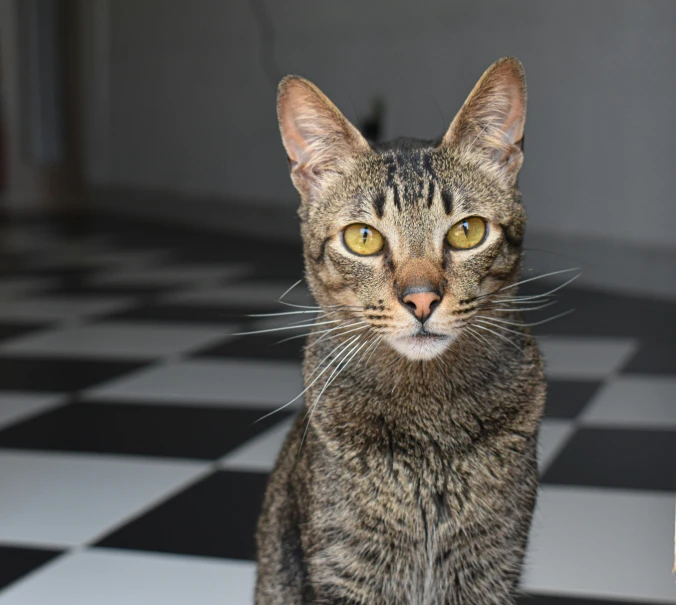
[256,58,545,604]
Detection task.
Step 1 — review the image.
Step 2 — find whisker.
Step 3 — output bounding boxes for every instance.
[492,267,580,295]
[382,352,405,372]
[284,306,361,326]
[365,336,383,365]
[465,325,503,358]
[254,333,362,424]
[276,322,367,345]
[471,268,579,305]
[493,274,580,302]
[305,323,369,348]
[474,318,527,339]
[276,300,330,310]
[298,337,368,456]
[476,308,575,328]
[277,279,303,302]
[472,323,523,352]
[488,297,553,306]
[356,335,382,366]
[246,309,324,318]
[229,318,346,337]
[479,301,558,313]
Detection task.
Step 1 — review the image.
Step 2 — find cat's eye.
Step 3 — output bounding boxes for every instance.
[343,224,384,256]
[446,217,487,249]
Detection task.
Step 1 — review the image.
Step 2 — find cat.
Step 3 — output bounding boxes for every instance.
[255,57,546,605]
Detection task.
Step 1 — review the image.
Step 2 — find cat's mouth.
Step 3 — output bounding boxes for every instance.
[389,330,454,361]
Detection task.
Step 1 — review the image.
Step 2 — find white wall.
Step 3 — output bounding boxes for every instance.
[84,0,676,250]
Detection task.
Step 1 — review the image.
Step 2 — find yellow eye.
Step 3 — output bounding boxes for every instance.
[343,224,384,256]
[446,217,487,249]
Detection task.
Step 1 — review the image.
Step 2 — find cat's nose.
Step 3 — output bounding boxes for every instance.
[400,287,442,323]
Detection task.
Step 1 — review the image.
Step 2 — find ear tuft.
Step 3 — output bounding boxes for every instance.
[277,76,369,196]
[443,57,527,183]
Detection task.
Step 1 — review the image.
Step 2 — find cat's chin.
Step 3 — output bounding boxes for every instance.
[388,334,454,361]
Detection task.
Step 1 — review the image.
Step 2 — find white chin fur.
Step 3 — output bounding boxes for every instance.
[388,335,454,361]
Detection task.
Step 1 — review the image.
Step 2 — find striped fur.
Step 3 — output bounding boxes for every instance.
[256,57,545,605]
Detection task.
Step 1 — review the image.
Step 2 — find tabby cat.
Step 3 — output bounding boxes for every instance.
[255,57,546,605]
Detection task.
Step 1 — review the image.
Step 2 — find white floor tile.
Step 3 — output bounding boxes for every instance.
[85,359,303,408]
[0,393,66,430]
[523,485,676,602]
[0,549,255,605]
[0,321,235,360]
[164,281,314,307]
[0,296,132,323]
[537,419,575,473]
[538,337,637,379]
[0,451,206,548]
[222,418,294,471]
[581,375,676,428]
[91,263,250,287]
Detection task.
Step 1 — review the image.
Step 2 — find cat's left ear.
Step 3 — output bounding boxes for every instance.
[277,76,370,197]
[442,57,527,185]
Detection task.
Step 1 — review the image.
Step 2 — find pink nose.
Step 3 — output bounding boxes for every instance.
[401,291,441,322]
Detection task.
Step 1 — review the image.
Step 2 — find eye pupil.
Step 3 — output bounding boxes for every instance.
[462,221,469,237]
[361,227,368,245]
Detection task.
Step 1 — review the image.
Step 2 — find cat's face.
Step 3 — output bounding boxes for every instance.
[278,58,527,361]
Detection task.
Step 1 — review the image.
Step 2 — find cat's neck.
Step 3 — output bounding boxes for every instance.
[304,320,525,411]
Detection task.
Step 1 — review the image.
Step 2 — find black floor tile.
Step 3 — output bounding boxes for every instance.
[0,401,290,460]
[544,380,602,419]
[621,342,676,374]
[542,428,676,491]
[96,470,267,561]
[193,333,305,361]
[47,279,178,298]
[528,286,676,342]
[0,545,62,590]
[2,266,96,282]
[0,356,147,392]
[105,303,260,324]
[0,322,46,344]
[245,265,306,282]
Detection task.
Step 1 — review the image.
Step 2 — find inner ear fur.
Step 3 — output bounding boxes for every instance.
[277,76,369,196]
[443,57,527,183]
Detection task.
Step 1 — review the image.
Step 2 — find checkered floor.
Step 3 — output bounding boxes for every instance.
[0,215,674,604]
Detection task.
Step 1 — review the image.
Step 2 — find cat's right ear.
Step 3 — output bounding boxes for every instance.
[277,76,369,197]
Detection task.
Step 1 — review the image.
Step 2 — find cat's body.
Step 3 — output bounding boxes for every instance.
[256,58,546,604]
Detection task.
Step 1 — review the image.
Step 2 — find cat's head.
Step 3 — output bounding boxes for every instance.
[277,58,527,361]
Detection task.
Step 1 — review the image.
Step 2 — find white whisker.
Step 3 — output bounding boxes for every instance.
[493,267,580,294]
[476,308,575,328]
[230,318,346,337]
[465,325,503,358]
[277,279,303,302]
[282,323,368,346]
[472,323,523,352]
[480,301,558,313]
[365,336,383,365]
[474,318,526,339]
[246,309,324,318]
[298,337,368,456]
[308,322,369,347]
[255,334,362,424]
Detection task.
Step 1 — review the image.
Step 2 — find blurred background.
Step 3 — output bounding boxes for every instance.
[0,1,674,604]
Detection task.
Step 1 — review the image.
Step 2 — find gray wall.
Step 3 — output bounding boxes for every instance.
[0,0,44,210]
[84,0,676,251]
